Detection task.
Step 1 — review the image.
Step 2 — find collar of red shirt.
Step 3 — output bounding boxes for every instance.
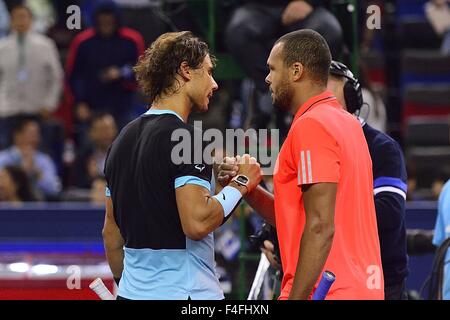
[293,90,337,122]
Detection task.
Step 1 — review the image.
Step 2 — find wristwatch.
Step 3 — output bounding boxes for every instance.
[231,174,250,189]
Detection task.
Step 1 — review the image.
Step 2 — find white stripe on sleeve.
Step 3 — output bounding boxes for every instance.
[306,150,312,183]
[374,186,407,200]
[301,151,307,184]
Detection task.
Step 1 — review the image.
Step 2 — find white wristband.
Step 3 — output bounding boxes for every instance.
[212,186,243,219]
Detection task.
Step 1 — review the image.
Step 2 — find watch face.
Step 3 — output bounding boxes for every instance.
[236,175,249,185]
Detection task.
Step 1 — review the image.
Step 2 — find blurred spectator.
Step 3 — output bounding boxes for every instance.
[432,170,450,200]
[0,0,10,38]
[112,0,167,46]
[406,163,449,201]
[425,0,450,54]
[0,165,36,203]
[432,179,450,299]
[359,62,387,133]
[226,1,342,91]
[66,0,144,142]
[112,0,201,46]
[361,87,387,133]
[225,0,342,135]
[0,118,61,200]
[407,165,420,201]
[90,175,107,204]
[73,113,117,189]
[0,4,63,149]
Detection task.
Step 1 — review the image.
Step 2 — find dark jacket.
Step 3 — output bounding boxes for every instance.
[363,124,409,286]
[66,1,144,123]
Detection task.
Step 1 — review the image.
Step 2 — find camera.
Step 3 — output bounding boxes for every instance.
[249,222,277,249]
[250,222,281,266]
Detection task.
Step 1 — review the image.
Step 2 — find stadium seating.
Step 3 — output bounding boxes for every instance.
[402,84,450,122]
[396,0,428,17]
[398,17,441,50]
[405,116,450,146]
[401,51,450,88]
[405,115,450,187]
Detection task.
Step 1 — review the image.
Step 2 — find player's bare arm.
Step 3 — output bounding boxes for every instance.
[102,197,125,279]
[176,184,240,240]
[218,157,276,226]
[289,182,337,300]
[177,155,263,240]
[245,186,276,227]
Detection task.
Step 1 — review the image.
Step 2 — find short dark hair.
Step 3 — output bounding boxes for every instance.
[134,31,215,103]
[275,29,331,86]
[11,118,38,137]
[90,112,116,127]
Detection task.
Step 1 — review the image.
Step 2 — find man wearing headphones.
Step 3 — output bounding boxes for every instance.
[328,61,409,300]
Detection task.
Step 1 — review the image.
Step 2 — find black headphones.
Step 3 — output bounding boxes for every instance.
[329,61,363,115]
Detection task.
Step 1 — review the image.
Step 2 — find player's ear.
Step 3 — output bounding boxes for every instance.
[179,61,191,80]
[292,62,303,81]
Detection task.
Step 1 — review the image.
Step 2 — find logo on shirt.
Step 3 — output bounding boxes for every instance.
[195,164,206,172]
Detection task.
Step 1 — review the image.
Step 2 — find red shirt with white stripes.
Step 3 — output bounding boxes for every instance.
[274,91,384,300]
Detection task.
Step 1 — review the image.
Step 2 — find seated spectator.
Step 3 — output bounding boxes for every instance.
[73,113,117,189]
[425,0,450,54]
[66,0,144,143]
[112,0,200,46]
[0,119,61,200]
[0,4,63,150]
[0,165,36,203]
[225,0,343,136]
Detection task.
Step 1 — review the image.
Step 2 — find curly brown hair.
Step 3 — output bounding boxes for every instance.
[134,31,216,103]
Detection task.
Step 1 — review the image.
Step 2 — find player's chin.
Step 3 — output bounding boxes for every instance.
[271,95,276,106]
[194,102,209,113]
[202,98,211,111]
[273,99,288,112]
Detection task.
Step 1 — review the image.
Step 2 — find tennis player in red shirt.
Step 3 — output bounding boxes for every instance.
[219,30,384,300]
